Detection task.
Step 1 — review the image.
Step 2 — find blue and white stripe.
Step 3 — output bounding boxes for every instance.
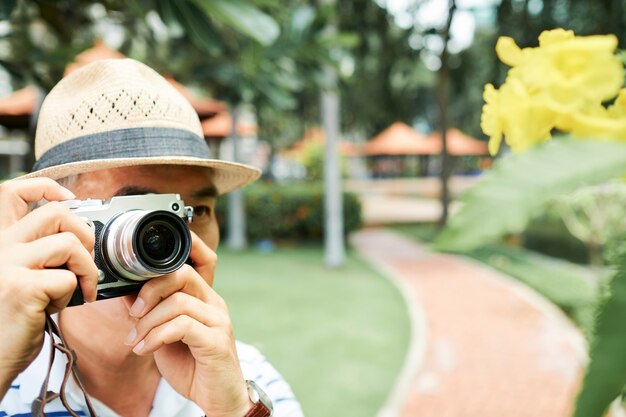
[1,337,303,417]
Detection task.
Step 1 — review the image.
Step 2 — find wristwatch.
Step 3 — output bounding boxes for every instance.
[244,380,273,417]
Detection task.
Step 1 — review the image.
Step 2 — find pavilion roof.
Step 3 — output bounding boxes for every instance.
[201,111,258,139]
[284,127,360,157]
[363,122,437,156]
[426,128,489,156]
[63,39,126,76]
[0,86,39,129]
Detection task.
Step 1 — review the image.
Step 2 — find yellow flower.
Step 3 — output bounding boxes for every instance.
[481,78,555,155]
[563,89,626,140]
[482,29,625,154]
[499,29,623,112]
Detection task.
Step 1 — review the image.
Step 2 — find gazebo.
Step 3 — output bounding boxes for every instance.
[362,122,436,178]
[362,123,490,177]
[362,122,437,156]
[0,86,41,130]
[286,127,360,158]
[201,111,258,158]
[426,128,489,156]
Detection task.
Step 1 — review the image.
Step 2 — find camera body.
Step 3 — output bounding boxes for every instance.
[61,194,193,306]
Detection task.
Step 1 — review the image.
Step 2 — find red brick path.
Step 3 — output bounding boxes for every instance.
[352,229,587,417]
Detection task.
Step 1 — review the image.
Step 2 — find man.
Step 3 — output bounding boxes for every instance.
[0,59,303,417]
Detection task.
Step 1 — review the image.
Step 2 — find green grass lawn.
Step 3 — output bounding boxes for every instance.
[214,245,411,417]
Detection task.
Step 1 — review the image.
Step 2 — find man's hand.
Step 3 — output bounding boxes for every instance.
[124,232,252,417]
[0,178,98,399]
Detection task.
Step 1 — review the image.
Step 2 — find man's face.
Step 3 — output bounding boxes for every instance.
[67,165,220,251]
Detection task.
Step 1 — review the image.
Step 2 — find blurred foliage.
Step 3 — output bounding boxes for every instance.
[553,183,626,266]
[336,0,433,136]
[434,138,626,252]
[0,0,279,90]
[573,252,626,417]
[4,1,626,152]
[522,207,590,264]
[215,182,362,242]
[287,138,348,181]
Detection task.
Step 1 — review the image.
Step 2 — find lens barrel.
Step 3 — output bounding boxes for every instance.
[102,210,191,281]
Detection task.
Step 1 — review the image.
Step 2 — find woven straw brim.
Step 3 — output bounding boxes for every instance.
[18,157,261,195]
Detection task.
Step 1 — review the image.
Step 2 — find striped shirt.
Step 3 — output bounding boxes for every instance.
[0,331,303,417]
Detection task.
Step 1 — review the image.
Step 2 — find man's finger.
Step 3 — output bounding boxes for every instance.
[3,201,95,251]
[188,231,217,286]
[25,269,82,313]
[129,265,211,317]
[127,293,228,347]
[0,178,76,230]
[131,315,217,355]
[17,233,98,303]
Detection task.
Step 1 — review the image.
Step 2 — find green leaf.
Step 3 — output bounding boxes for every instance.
[0,0,16,20]
[573,253,626,417]
[155,0,185,35]
[433,138,626,252]
[191,0,279,45]
[173,1,222,55]
[290,5,315,37]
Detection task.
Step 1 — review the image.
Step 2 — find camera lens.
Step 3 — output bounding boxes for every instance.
[102,209,192,281]
[138,222,180,266]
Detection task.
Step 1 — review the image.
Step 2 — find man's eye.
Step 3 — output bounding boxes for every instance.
[193,205,212,217]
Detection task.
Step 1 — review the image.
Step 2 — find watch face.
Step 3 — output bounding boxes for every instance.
[247,381,260,403]
[247,380,274,413]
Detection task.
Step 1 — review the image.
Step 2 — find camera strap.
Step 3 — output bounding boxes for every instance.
[31,313,98,417]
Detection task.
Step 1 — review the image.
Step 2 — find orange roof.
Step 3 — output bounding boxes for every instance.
[285,127,360,157]
[363,122,437,155]
[164,77,226,119]
[64,39,125,76]
[201,111,258,138]
[426,128,489,155]
[0,86,38,116]
[0,86,39,128]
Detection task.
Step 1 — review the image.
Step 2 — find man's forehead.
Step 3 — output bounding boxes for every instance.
[72,165,216,198]
[112,184,217,198]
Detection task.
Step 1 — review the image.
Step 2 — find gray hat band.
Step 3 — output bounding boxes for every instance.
[32,127,211,172]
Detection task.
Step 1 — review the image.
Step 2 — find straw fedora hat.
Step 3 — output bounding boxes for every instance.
[20,58,260,195]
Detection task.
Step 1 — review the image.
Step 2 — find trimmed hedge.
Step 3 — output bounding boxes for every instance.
[215,182,362,242]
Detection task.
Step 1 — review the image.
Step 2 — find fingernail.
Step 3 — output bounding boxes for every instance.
[129,297,145,317]
[124,327,137,346]
[61,188,76,199]
[132,340,145,354]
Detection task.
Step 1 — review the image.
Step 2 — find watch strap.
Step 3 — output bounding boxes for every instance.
[244,380,272,417]
[244,401,271,417]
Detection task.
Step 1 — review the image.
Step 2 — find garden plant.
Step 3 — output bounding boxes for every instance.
[434,29,626,417]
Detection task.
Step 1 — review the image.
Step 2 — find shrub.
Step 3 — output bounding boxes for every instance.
[215,182,362,242]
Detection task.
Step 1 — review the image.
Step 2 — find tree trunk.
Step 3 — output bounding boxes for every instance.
[227,104,247,250]
[321,0,345,268]
[438,0,457,227]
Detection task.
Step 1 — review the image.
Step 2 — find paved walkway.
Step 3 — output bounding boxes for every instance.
[351,228,588,417]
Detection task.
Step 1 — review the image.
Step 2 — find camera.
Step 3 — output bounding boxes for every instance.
[61,194,194,306]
